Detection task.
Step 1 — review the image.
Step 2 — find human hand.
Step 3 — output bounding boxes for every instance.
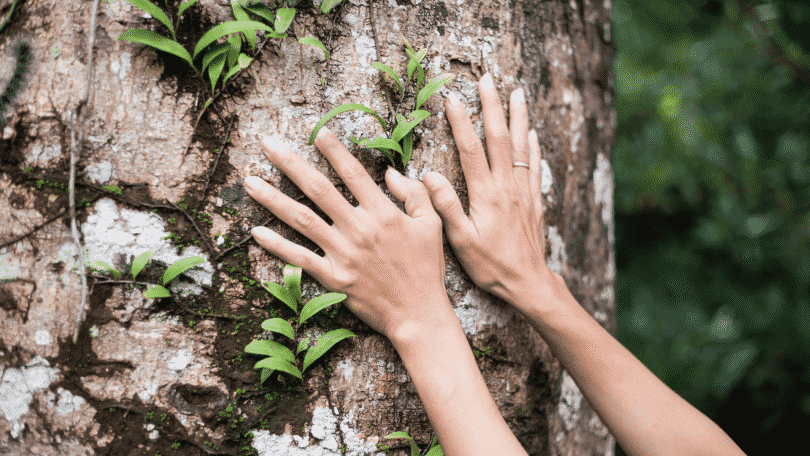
[244,128,457,341]
[422,74,563,314]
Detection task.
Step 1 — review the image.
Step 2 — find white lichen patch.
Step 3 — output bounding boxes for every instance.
[0,356,60,438]
[34,330,52,346]
[74,198,214,290]
[593,153,614,244]
[84,161,113,184]
[252,407,382,456]
[546,226,568,275]
[558,371,583,431]
[25,142,62,168]
[452,287,514,336]
[110,52,132,80]
[541,159,553,194]
[167,349,192,372]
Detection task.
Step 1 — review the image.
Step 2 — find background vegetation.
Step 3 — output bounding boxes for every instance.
[613,0,810,453]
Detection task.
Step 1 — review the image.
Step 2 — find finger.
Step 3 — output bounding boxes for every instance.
[251,225,334,290]
[445,92,494,203]
[313,127,390,214]
[527,129,545,236]
[262,134,355,230]
[244,175,342,255]
[385,167,440,224]
[423,171,475,247]
[509,88,531,207]
[479,73,513,181]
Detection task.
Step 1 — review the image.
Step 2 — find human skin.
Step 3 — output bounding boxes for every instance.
[243,126,527,455]
[420,73,748,456]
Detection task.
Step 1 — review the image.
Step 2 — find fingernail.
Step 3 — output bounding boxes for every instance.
[252,226,274,238]
[387,166,400,177]
[481,73,494,89]
[244,176,262,193]
[514,88,525,103]
[261,135,278,152]
[528,128,537,143]
[446,91,461,105]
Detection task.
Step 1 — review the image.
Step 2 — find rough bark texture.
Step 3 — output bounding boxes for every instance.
[0,0,615,455]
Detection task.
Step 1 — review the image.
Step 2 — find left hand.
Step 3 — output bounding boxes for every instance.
[244,128,456,340]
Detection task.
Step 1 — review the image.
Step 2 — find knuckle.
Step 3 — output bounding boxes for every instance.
[459,136,485,156]
[308,176,331,199]
[339,160,368,183]
[294,209,317,230]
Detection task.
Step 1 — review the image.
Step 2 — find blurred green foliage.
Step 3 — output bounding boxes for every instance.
[613,0,810,452]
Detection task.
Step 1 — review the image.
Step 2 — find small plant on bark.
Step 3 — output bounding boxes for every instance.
[91,250,206,299]
[245,263,357,383]
[119,0,331,106]
[309,36,455,168]
[379,431,443,456]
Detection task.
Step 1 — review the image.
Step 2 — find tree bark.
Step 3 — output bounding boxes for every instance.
[0,0,616,455]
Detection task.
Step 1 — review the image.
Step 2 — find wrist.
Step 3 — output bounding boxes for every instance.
[388,295,461,352]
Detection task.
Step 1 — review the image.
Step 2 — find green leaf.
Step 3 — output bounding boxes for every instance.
[391,110,430,142]
[131,250,155,280]
[302,328,356,372]
[122,0,175,40]
[425,443,443,456]
[143,284,171,299]
[359,137,403,153]
[178,0,199,18]
[384,432,420,456]
[230,0,256,53]
[201,42,230,74]
[162,256,205,285]
[299,292,347,325]
[93,261,120,280]
[194,21,275,59]
[309,103,386,145]
[260,318,295,341]
[208,53,226,94]
[282,264,303,305]
[254,356,302,380]
[244,2,273,22]
[298,37,329,63]
[406,48,427,88]
[401,36,415,53]
[274,7,296,34]
[415,73,455,110]
[223,53,253,85]
[402,131,414,166]
[372,62,402,94]
[102,185,123,195]
[262,281,297,313]
[227,33,241,69]
[119,30,194,69]
[245,339,296,364]
[320,0,344,14]
[296,338,310,355]
[260,367,272,383]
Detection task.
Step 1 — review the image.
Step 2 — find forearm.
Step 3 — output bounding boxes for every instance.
[516,283,746,456]
[390,297,528,456]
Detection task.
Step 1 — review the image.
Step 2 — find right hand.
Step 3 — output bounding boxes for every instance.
[422,74,563,314]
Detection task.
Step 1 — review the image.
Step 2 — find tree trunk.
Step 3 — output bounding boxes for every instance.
[0,0,615,455]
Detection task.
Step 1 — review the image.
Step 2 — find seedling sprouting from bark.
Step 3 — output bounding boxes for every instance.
[245,263,357,383]
[309,36,455,168]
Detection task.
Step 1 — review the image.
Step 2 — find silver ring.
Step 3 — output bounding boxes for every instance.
[513,162,529,169]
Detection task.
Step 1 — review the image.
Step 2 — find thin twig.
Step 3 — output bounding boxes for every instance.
[368,0,397,126]
[196,115,235,213]
[420,431,436,456]
[71,0,100,344]
[0,194,104,250]
[180,38,271,166]
[170,201,215,257]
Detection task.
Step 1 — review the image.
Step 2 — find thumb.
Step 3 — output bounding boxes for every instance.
[421,171,471,241]
[385,166,437,222]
